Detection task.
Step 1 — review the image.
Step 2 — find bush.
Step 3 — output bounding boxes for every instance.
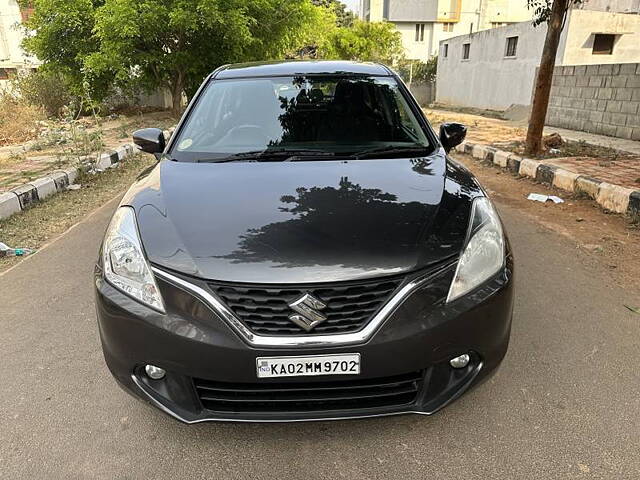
[397,57,437,84]
[0,90,45,146]
[13,69,74,117]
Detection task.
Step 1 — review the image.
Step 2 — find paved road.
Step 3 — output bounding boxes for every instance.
[2,196,639,479]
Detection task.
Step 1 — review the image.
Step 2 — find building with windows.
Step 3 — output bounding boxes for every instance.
[359,0,533,61]
[436,6,640,111]
[0,0,39,85]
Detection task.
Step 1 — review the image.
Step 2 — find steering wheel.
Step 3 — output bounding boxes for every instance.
[215,124,272,147]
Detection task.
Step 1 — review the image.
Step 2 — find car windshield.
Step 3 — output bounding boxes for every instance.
[169,75,432,162]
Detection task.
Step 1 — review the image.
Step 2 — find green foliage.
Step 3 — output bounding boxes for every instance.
[12,69,74,117]
[22,0,402,109]
[22,0,112,99]
[321,20,404,65]
[396,57,437,84]
[85,0,331,108]
[311,0,355,27]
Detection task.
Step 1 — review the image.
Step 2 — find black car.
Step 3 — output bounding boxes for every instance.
[95,61,514,423]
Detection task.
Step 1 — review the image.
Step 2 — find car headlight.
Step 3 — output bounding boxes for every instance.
[447,197,505,303]
[102,206,165,312]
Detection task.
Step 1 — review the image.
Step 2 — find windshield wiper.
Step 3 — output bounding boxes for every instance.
[353,145,430,159]
[197,148,336,163]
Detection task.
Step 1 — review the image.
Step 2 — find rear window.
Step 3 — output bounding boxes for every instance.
[170,75,431,161]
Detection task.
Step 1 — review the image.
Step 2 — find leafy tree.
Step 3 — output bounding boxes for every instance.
[311,0,355,27]
[21,0,112,99]
[525,0,582,155]
[85,0,330,113]
[321,20,404,65]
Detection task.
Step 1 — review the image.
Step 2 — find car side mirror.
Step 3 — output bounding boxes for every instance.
[133,128,166,155]
[439,122,467,154]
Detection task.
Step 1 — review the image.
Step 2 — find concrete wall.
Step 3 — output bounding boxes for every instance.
[436,9,640,111]
[547,63,640,140]
[578,0,640,13]
[558,9,640,66]
[409,81,436,106]
[436,22,549,110]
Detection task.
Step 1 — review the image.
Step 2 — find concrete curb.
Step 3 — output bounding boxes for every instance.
[455,141,640,221]
[0,127,175,221]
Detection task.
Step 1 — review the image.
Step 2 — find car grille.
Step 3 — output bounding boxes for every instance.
[193,371,423,413]
[207,276,405,335]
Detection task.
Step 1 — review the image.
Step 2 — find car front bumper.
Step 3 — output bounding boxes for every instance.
[94,256,514,423]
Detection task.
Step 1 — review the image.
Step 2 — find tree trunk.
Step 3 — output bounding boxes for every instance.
[170,73,184,116]
[524,0,569,156]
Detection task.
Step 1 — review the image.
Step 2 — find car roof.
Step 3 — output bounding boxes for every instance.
[213,60,393,79]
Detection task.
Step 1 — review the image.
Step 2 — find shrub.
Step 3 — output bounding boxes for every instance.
[0,90,45,146]
[397,57,438,84]
[13,69,74,117]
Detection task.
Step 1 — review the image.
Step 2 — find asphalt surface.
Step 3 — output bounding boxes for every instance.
[1,195,639,479]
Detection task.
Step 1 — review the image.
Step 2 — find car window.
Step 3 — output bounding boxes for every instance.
[171,75,431,160]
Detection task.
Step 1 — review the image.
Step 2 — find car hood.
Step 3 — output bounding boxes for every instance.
[121,152,479,283]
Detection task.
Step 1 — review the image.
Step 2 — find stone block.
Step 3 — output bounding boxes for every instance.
[601,123,618,136]
[598,64,614,75]
[626,115,640,128]
[29,177,57,200]
[614,88,632,101]
[63,168,78,185]
[48,171,69,192]
[628,191,640,222]
[575,65,587,76]
[493,150,510,168]
[535,164,557,185]
[580,87,596,99]
[611,75,629,88]
[519,158,540,179]
[553,169,580,192]
[620,64,637,75]
[472,144,488,160]
[507,155,521,173]
[626,75,640,88]
[12,184,39,209]
[588,76,603,87]
[576,76,590,87]
[616,125,633,139]
[0,192,21,219]
[586,65,600,75]
[575,176,601,199]
[588,110,604,123]
[596,182,634,214]
[621,101,639,114]
[585,99,599,110]
[596,88,613,100]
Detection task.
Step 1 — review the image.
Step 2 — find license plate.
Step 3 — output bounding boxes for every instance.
[256,353,361,379]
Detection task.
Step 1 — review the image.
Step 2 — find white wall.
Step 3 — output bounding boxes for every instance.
[396,21,436,61]
[558,8,640,65]
[0,0,39,73]
[436,22,549,110]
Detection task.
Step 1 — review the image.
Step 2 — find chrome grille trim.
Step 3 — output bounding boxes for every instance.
[151,261,455,348]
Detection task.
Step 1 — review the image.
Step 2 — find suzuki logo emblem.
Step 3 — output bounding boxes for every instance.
[288,293,327,332]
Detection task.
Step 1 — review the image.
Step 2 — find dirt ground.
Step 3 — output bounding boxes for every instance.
[424,108,526,144]
[453,152,640,289]
[0,111,177,191]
